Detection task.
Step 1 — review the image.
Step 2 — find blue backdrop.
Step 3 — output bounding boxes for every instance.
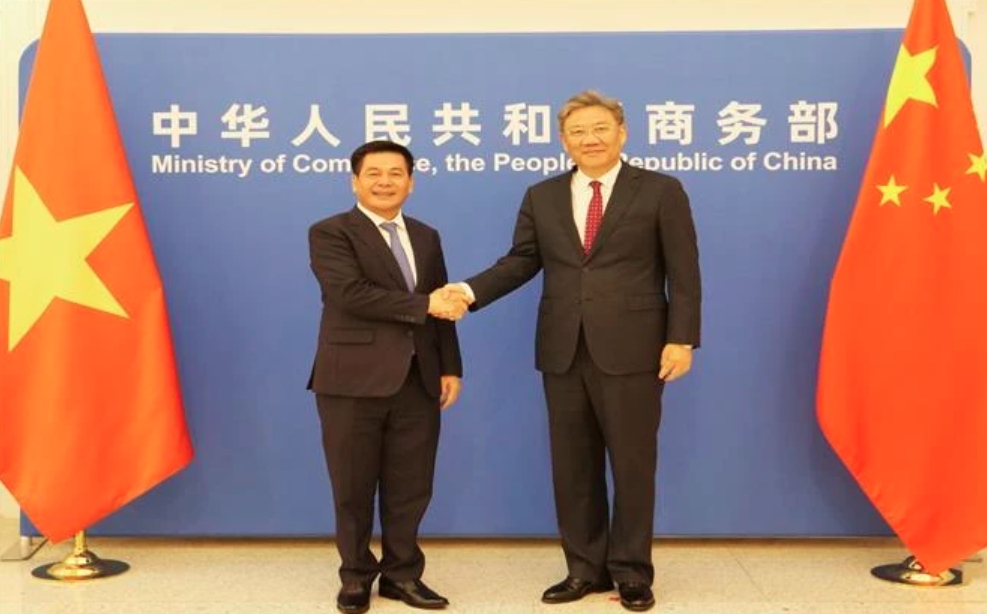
[19,30,933,537]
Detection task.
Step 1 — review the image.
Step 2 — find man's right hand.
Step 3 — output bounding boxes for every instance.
[443,283,475,305]
[428,287,470,321]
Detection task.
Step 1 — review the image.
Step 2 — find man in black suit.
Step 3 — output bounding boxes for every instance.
[308,141,467,614]
[448,90,701,612]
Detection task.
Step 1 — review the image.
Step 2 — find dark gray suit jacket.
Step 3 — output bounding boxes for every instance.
[467,164,701,375]
[308,207,462,398]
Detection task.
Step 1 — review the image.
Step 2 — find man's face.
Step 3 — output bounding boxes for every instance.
[352,152,414,219]
[560,105,627,178]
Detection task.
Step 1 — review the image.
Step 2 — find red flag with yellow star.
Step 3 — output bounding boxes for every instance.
[0,0,192,542]
[817,0,987,574]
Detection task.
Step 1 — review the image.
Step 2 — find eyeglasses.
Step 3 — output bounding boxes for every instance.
[564,124,618,140]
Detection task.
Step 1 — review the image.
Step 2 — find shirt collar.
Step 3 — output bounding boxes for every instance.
[573,160,622,190]
[357,203,406,231]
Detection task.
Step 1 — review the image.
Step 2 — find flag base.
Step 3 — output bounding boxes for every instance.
[30,532,129,582]
[871,556,962,587]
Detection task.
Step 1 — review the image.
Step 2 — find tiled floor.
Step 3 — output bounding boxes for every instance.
[1,519,983,613]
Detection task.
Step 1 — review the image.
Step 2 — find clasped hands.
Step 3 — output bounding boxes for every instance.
[428,284,473,321]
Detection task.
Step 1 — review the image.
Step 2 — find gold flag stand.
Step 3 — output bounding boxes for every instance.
[871,556,962,587]
[31,531,129,581]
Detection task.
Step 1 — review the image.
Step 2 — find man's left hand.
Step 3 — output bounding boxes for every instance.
[440,375,462,409]
[659,344,693,382]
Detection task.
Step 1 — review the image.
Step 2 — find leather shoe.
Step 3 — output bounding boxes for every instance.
[618,583,655,611]
[379,577,449,609]
[336,581,371,614]
[541,576,614,603]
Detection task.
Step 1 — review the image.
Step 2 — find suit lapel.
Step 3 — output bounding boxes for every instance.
[406,219,430,292]
[548,171,584,256]
[585,164,642,261]
[346,207,409,291]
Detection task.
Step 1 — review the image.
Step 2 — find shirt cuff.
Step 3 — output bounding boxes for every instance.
[456,282,476,303]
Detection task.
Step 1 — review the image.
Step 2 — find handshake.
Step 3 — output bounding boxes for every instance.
[428,283,473,321]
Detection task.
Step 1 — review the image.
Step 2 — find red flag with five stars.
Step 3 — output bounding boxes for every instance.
[817,0,987,574]
[0,0,193,541]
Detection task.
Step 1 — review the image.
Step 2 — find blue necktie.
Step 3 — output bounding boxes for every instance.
[381,221,415,291]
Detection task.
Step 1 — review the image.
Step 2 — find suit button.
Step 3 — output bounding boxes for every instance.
[406,330,414,337]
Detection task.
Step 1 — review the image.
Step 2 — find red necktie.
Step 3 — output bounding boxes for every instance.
[584,180,603,254]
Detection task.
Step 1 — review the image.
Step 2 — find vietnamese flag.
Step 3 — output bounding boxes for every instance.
[817,0,987,574]
[0,0,192,542]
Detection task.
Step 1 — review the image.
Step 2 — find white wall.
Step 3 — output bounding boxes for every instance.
[0,0,985,521]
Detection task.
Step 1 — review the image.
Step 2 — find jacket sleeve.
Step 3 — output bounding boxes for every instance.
[465,187,543,308]
[309,220,429,325]
[432,232,463,377]
[658,177,702,347]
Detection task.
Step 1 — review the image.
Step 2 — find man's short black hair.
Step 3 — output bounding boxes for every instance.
[350,141,414,175]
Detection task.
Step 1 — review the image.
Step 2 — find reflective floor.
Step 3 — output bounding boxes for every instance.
[1,519,984,613]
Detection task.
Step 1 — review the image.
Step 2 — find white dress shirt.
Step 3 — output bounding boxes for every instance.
[356,203,418,286]
[571,161,621,245]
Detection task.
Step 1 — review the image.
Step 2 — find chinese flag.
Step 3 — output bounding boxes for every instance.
[0,0,192,542]
[817,0,987,574]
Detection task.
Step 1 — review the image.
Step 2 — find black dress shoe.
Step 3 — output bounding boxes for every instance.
[379,577,449,609]
[337,581,371,614]
[541,576,614,603]
[618,583,655,612]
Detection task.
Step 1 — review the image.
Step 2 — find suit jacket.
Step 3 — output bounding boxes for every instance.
[467,164,701,375]
[308,207,462,398]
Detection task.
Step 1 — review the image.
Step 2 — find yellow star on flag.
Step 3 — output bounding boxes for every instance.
[967,152,987,181]
[0,167,132,350]
[923,183,952,215]
[877,175,908,206]
[884,44,938,127]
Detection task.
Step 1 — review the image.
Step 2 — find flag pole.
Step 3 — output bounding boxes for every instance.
[30,531,128,581]
[871,556,962,587]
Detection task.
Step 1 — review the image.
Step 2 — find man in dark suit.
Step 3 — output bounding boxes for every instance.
[308,141,467,614]
[448,90,701,612]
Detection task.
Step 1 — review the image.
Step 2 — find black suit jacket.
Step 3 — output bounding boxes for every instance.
[467,164,701,375]
[308,207,462,398]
